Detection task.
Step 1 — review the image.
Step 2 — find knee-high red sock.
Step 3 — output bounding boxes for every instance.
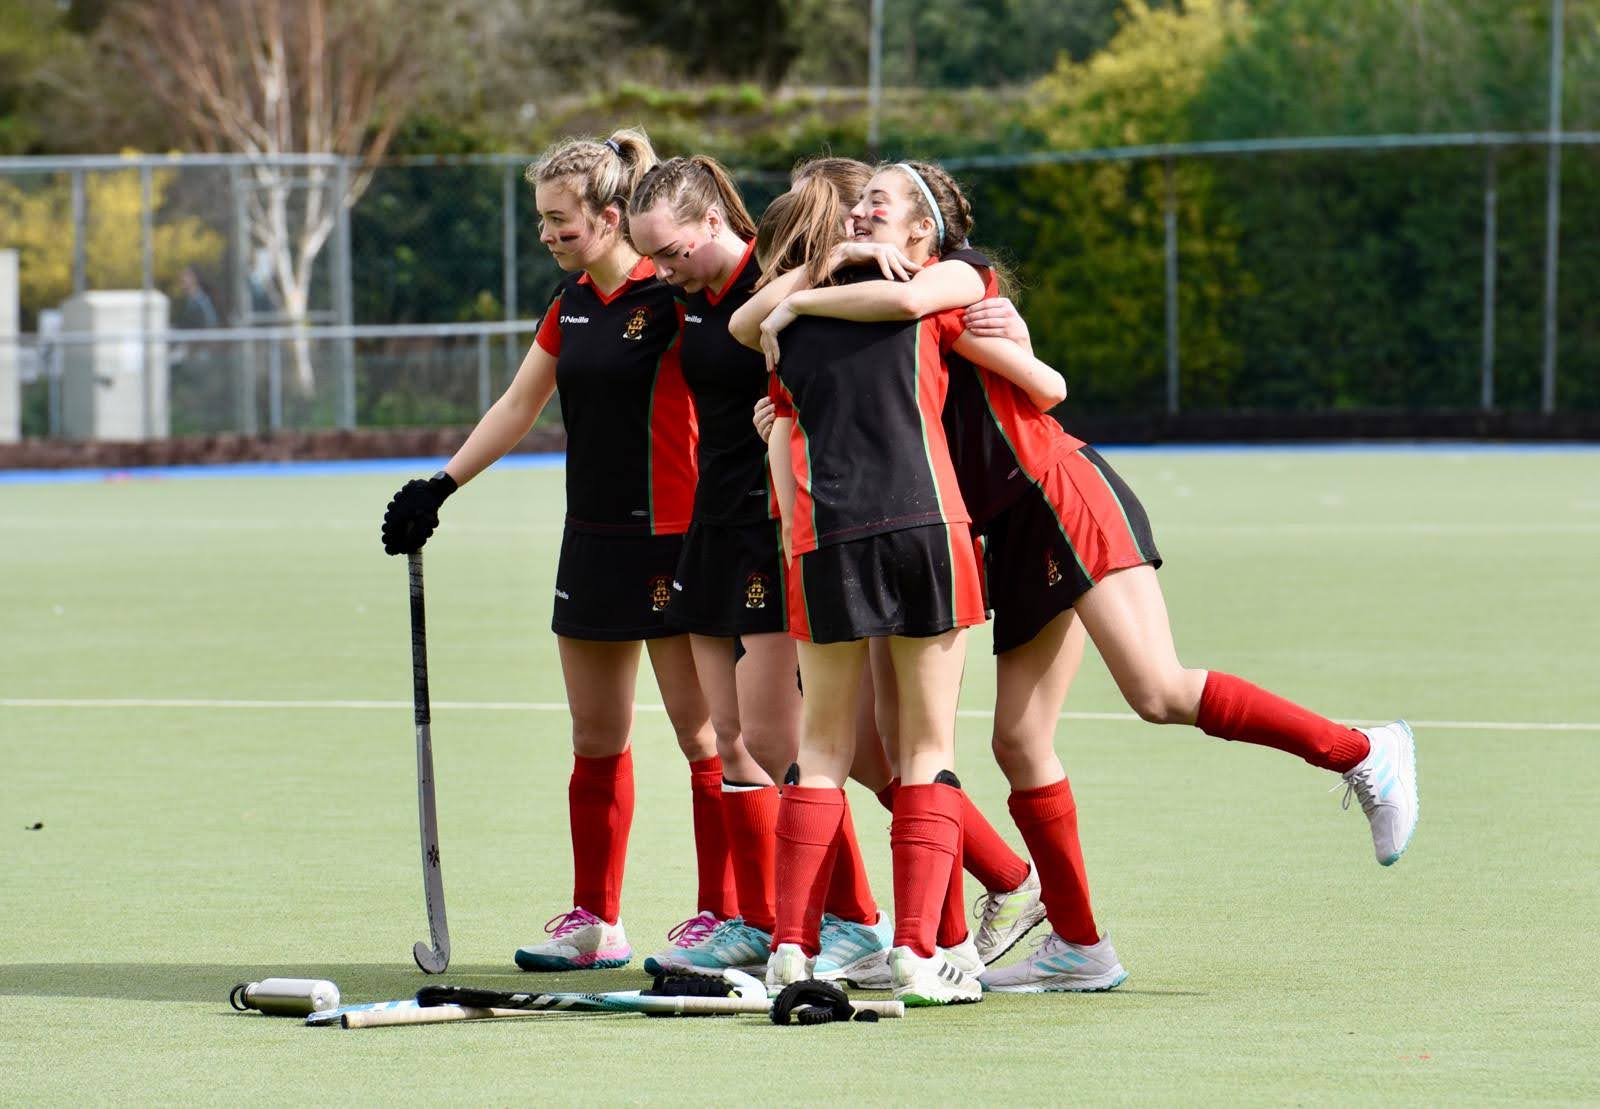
[936,846,968,948]
[721,785,778,934]
[773,786,845,955]
[961,794,1030,894]
[891,782,963,958]
[875,780,898,814]
[1196,671,1370,772]
[689,757,738,919]
[1009,778,1098,945]
[879,777,1027,896]
[570,750,634,925]
[823,796,878,925]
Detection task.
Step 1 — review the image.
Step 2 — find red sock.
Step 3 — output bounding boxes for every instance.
[879,776,1026,896]
[891,783,963,958]
[721,785,779,934]
[1196,672,1370,772]
[689,757,738,919]
[936,847,968,948]
[823,796,878,925]
[773,786,845,955]
[570,750,634,925]
[1009,778,1098,945]
[961,793,1030,894]
[875,779,899,814]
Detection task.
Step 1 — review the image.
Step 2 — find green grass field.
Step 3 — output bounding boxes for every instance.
[4,447,1599,1106]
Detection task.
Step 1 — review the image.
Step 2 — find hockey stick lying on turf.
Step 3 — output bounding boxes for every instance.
[336,972,904,1028]
[407,551,450,974]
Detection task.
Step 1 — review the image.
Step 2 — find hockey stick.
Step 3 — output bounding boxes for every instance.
[338,971,903,1028]
[408,551,450,974]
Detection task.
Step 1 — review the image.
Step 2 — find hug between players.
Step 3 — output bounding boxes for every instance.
[379,129,1419,1007]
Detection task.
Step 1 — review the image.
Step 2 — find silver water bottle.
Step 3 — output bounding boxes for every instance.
[229,977,341,1016]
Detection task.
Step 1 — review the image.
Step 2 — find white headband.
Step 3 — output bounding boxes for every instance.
[895,163,945,246]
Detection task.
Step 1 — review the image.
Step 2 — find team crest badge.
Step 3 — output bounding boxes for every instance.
[622,306,650,341]
[648,575,672,612]
[1045,554,1063,587]
[744,573,770,610]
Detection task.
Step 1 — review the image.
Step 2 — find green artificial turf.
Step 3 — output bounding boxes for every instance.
[3,448,1598,1105]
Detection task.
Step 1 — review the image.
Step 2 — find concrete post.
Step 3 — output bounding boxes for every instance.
[60,290,170,441]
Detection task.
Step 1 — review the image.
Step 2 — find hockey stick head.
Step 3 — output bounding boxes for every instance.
[413,940,449,974]
[723,968,767,1002]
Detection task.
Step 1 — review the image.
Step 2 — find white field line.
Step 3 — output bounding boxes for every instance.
[0,697,1596,733]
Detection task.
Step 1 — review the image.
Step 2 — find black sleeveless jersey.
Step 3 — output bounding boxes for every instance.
[535,257,697,535]
[769,265,969,554]
[676,240,773,526]
[937,248,1081,530]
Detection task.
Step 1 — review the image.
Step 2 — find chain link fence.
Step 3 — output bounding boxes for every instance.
[1,135,1596,443]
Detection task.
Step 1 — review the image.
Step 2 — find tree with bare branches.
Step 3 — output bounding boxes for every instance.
[110,0,422,392]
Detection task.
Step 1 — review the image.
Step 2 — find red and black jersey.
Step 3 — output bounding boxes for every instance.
[770,266,969,555]
[936,247,1082,531]
[535,256,697,535]
[676,239,773,525]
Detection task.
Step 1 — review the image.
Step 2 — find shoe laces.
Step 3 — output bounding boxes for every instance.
[545,907,601,938]
[1333,767,1379,816]
[665,912,718,948]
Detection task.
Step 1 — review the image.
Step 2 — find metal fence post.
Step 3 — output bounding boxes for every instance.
[502,162,518,380]
[140,164,155,439]
[1163,155,1180,415]
[71,169,87,295]
[334,158,356,429]
[1541,0,1564,414]
[269,335,283,431]
[477,331,491,415]
[1481,147,1497,411]
[229,163,258,434]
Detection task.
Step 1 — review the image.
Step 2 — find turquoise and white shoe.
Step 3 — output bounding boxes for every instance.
[514,907,631,971]
[979,931,1127,993]
[813,912,894,989]
[1341,720,1419,866]
[642,910,720,976]
[973,864,1047,963]
[765,942,814,992]
[655,918,773,977]
[891,944,983,1006]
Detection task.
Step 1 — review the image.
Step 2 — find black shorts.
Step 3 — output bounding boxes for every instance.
[787,522,986,645]
[551,525,686,641]
[666,519,788,637]
[983,447,1161,654]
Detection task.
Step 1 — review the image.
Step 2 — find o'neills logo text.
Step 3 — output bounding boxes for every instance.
[560,314,590,325]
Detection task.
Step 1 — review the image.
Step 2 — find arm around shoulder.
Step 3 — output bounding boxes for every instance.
[951,332,1067,410]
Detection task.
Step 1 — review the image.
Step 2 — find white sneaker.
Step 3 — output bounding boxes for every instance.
[812,912,895,989]
[1341,720,1419,866]
[940,934,985,977]
[890,944,983,1006]
[973,864,1048,963]
[980,931,1127,993]
[514,907,632,971]
[765,942,814,993]
[641,910,720,976]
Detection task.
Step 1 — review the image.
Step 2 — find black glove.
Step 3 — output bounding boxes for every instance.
[382,471,457,555]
